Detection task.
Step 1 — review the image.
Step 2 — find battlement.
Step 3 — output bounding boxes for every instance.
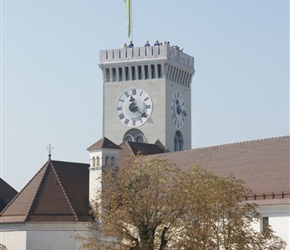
[99,45,194,74]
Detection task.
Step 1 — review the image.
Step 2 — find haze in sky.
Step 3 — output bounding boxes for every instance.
[1,0,289,191]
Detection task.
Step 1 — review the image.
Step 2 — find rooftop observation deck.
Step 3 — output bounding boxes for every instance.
[99,45,195,74]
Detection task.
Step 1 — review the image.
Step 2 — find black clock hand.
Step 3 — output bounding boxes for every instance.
[136,109,147,117]
[129,102,138,112]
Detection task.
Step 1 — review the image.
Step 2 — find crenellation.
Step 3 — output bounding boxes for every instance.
[100,45,194,73]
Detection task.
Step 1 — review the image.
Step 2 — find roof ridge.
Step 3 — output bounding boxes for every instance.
[0,160,50,215]
[24,160,51,221]
[147,135,290,158]
[100,137,105,147]
[126,141,136,156]
[50,161,79,221]
[192,135,290,150]
[51,159,88,165]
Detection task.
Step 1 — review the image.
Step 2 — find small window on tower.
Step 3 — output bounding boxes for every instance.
[105,156,110,166]
[125,67,129,81]
[118,67,123,81]
[96,156,100,166]
[157,64,162,78]
[105,68,110,83]
[151,65,155,79]
[111,157,115,166]
[123,129,146,143]
[112,68,116,82]
[174,131,184,152]
[92,157,96,167]
[138,66,142,80]
[136,135,144,143]
[144,65,149,79]
[131,66,136,80]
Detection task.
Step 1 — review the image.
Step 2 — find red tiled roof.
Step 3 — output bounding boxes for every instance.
[0,178,18,212]
[0,160,91,223]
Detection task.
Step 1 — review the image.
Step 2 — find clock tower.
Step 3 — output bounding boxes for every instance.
[99,45,195,152]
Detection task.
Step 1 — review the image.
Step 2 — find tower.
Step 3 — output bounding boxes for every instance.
[87,137,121,202]
[99,45,195,152]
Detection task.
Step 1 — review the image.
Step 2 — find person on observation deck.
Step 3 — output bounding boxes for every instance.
[128,41,134,48]
[144,41,150,47]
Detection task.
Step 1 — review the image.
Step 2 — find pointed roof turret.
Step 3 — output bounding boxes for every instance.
[0,160,91,223]
[87,137,121,151]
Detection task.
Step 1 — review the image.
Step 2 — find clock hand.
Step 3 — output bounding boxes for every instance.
[128,101,148,117]
[136,109,148,117]
[129,96,135,102]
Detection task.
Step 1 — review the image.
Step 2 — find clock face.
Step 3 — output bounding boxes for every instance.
[171,91,187,129]
[116,88,153,127]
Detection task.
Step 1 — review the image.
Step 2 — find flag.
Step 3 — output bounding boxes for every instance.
[123,0,131,38]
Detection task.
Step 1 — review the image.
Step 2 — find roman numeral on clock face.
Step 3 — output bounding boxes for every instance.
[116,88,152,128]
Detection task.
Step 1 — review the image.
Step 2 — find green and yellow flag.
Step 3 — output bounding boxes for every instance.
[123,0,131,38]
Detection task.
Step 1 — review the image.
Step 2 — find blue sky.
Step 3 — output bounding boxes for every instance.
[1,0,289,191]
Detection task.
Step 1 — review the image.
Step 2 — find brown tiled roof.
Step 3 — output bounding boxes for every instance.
[145,136,290,197]
[87,137,121,151]
[0,178,18,212]
[0,160,91,223]
[1,136,288,224]
[118,141,166,167]
[123,141,165,156]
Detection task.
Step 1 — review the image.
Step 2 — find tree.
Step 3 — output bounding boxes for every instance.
[173,168,286,250]
[79,157,286,250]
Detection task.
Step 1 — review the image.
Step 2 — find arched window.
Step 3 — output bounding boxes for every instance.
[124,134,134,142]
[105,156,110,166]
[136,135,144,143]
[174,131,184,152]
[123,129,146,143]
[96,156,100,166]
[174,136,179,151]
[111,156,115,166]
[92,157,96,167]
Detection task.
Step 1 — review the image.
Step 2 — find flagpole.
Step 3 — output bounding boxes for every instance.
[130,0,133,42]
